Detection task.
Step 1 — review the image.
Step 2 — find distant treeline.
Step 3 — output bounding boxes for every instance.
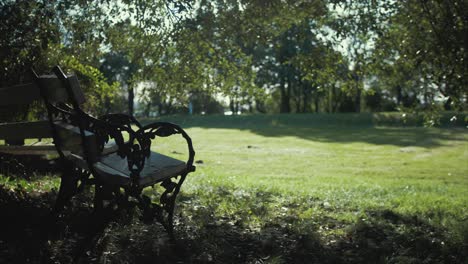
[141,112,466,129]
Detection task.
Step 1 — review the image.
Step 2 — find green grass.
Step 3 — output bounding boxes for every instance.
[153,113,468,260]
[153,113,467,224]
[1,113,467,263]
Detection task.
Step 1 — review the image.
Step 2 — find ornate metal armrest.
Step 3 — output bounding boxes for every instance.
[143,122,196,173]
[83,114,137,158]
[84,115,195,185]
[98,113,142,130]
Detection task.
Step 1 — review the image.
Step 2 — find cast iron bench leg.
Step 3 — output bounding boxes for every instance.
[159,173,188,238]
[54,160,78,214]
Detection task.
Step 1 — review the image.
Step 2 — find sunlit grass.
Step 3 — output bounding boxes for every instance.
[152,114,467,237]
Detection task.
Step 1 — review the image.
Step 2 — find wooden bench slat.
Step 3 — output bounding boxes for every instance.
[0,83,40,106]
[38,75,86,104]
[0,144,56,155]
[0,121,51,141]
[0,140,117,157]
[54,121,99,162]
[95,151,187,187]
[0,75,85,106]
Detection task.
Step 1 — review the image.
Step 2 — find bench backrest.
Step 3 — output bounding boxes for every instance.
[0,121,51,144]
[32,66,99,162]
[0,75,85,107]
[0,74,86,145]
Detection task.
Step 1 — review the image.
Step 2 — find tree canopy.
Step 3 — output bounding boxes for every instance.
[0,0,466,120]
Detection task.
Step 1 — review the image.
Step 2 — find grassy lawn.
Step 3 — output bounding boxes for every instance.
[160,114,467,222]
[1,113,467,263]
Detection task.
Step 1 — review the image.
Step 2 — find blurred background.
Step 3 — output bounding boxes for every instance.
[0,0,466,124]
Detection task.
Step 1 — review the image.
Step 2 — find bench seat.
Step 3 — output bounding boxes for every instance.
[96,151,187,187]
[68,151,187,187]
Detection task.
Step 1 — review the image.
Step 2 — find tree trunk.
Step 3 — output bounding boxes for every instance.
[279,76,290,113]
[295,97,301,113]
[443,97,452,110]
[332,86,340,113]
[396,85,402,105]
[355,86,361,113]
[286,77,292,113]
[104,97,111,114]
[167,101,173,114]
[230,98,240,115]
[229,99,234,114]
[302,87,308,113]
[255,99,266,113]
[128,83,134,116]
[314,95,319,113]
[145,102,151,117]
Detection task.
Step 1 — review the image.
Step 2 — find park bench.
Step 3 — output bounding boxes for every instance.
[0,78,117,176]
[0,80,66,176]
[2,65,195,236]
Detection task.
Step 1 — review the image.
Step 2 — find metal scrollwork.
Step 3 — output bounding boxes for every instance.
[86,120,196,234]
[154,126,179,138]
[88,120,196,187]
[143,122,196,172]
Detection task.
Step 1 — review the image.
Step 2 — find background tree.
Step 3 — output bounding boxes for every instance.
[370,0,467,114]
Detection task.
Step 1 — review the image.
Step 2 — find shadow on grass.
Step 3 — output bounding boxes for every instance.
[0,185,466,263]
[145,114,466,148]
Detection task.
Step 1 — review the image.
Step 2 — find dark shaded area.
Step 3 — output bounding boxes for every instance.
[0,154,59,179]
[0,185,466,263]
[142,113,467,148]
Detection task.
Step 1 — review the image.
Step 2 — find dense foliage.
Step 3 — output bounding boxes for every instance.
[0,0,466,119]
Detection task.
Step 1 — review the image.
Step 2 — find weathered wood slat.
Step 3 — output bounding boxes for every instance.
[101,141,119,155]
[37,75,85,104]
[66,75,86,104]
[0,121,51,141]
[54,121,98,162]
[0,140,117,156]
[95,151,187,187]
[0,143,56,155]
[0,75,85,106]
[0,82,39,106]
